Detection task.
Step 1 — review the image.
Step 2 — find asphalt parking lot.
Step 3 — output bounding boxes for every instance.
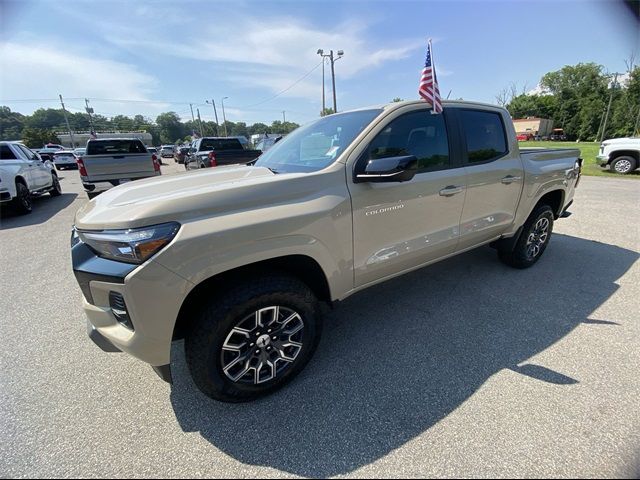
[0,163,639,478]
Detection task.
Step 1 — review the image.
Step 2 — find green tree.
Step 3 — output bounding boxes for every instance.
[156,112,183,143]
[248,123,270,135]
[231,121,249,137]
[21,127,60,148]
[507,94,557,120]
[0,106,25,140]
[540,63,608,140]
[111,115,135,131]
[320,108,335,116]
[392,97,404,102]
[24,108,66,130]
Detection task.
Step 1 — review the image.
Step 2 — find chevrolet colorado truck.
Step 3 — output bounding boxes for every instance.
[0,141,62,214]
[72,100,582,402]
[78,138,162,198]
[185,137,262,170]
[596,137,639,174]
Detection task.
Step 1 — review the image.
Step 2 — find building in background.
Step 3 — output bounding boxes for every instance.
[512,117,553,139]
[56,131,153,148]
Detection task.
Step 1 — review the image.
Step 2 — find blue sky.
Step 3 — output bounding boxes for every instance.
[1,0,638,126]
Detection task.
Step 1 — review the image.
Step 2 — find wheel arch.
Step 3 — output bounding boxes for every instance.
[609,150,639,165]
[534,189,565,219]
[172,254,331,340]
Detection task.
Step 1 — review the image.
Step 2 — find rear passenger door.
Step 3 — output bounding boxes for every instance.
[454,108,524,250]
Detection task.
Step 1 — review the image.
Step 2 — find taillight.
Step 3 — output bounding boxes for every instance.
[208,151,217,167]
[77,157,88,176]
[152,154,160,172]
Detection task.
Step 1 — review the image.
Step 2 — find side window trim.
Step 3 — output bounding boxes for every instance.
[458,108,509,165]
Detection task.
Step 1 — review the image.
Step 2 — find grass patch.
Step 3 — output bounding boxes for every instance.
[519,141,639,179]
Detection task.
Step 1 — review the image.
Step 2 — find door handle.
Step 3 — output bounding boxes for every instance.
[501,175,522,184]
[439,185,464,197]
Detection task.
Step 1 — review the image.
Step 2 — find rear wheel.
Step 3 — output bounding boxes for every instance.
[498,204,554,269]
[610,156,636,174]
[12,182,32,215]
[185,274,322,402]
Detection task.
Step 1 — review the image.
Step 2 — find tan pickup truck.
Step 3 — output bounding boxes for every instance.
[71,100,582,402]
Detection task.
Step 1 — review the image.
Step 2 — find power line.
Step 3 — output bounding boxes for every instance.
[237,60,324,109]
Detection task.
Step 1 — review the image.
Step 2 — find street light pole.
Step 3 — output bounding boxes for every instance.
[85,98,95,136]
[330,50,337,113]
[221,97,229,137]
[282,111,286,123]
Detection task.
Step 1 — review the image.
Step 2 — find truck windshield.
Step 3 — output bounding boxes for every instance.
[254,109,383,173]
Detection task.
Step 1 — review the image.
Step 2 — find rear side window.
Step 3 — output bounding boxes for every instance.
[87,140,147,155]
[460,110,507,163]
[367,110,450,171]
[200,139,242,151]
[0,145,17,160]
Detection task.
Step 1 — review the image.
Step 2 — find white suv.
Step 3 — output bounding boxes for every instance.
[596,137,640,174]
[0,142,62,214]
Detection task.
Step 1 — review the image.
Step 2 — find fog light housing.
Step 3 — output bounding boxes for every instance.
[109,291,134,331]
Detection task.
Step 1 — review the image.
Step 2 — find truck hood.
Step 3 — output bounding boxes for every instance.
[74,165,291,230]
[602,137,640,145]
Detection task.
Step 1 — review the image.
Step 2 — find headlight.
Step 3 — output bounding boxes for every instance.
[77,222,180,264]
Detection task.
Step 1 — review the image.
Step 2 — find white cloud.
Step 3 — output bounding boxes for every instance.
[106,16,422,94]
[0,41,163,116]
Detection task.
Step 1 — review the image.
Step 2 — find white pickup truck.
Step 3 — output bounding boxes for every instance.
[0,141,62,214]
[79,138,161,198]
[596,137,640,174]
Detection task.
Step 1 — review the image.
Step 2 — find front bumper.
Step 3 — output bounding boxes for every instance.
[72,237,192,378]
[596,155,609,167]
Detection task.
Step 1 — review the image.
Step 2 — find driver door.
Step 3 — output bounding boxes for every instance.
[348,107,467,288]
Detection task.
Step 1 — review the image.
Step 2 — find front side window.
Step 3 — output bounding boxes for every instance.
[460,110,507,163]
[366,110,450,171]
[18,145,38,160]
[255,109,382,174]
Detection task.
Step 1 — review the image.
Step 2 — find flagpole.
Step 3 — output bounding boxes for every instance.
[428,38,435,114]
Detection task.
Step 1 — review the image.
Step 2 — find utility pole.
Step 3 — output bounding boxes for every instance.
[317,49,343,114]
[600,72,619,142]
[282,111,286,123]
[634,104,640,136]
[330,50,337,113]
[189,103,196,123]
[207,99,220,135]
[196,108,204,137]
[85,98,95,136]
[221,97,229,137]
[58,94,75,148]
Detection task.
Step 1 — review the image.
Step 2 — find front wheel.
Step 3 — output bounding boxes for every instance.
[498,204,554,269]
[610,156,636,174]
[185,275,322,402]
[12,182,32,215]
[49,174,62,196]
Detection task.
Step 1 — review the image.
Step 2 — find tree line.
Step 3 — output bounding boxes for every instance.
[0,107,301,148]
[497,62,640,141]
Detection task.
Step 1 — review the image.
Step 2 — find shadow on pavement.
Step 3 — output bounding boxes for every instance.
[169,233,638,477]
[0,192,78,230]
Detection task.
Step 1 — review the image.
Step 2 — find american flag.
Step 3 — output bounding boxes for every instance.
[418,41,442,113]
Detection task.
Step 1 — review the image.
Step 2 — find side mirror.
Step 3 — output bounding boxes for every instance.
[355,155,418,183]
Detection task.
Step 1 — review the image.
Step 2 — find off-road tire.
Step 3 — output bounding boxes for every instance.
[498,204,554,269]
[185,274,322,402]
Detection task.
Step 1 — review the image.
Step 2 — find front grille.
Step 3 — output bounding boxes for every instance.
[109,291,134,331]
